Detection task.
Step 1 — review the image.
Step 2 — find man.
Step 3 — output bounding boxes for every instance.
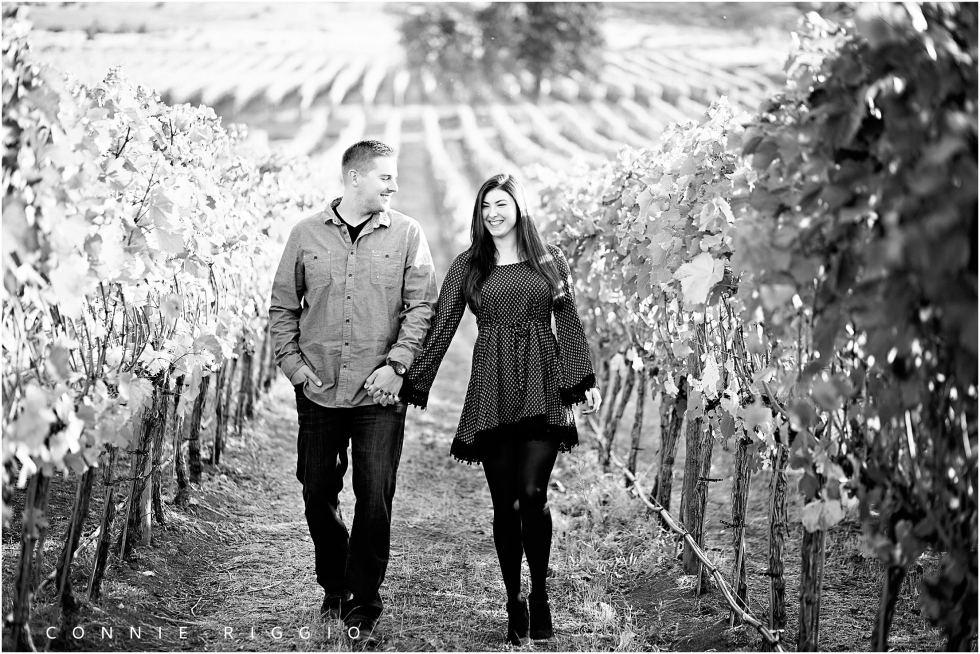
[269,140,437,643]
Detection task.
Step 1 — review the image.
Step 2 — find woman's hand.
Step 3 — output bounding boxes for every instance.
[365,366,404,406]
[582,387,602,414]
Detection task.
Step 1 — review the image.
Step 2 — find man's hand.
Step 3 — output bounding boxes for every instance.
[289,365,322,387]
[364,366,404,406]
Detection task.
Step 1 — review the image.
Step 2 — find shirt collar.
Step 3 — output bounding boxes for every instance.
[326,197,391,229]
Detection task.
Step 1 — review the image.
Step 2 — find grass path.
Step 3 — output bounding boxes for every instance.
[123,313,641,651]
[182,334,498,651]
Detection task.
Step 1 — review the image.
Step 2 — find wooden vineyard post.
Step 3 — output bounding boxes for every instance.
[150,401,167,526]
[170,375,189,507]
[652,375,686,527]
[173,429,190,507]
[213,349,239,465]
[682,341,714,592]
[262,321,277,392]
[235,343,255,434]
[243,346,257,420]
[690,419,716,595]
[10,470,49,651]
[142,387,167,540]
[256,323,272,394]
[729,433,753,626]
[599,357,625,465]
[55,467,96,599]
[120,378,165,559]
[798,527,826,651]
[31,473,52,590]
[88,446,117,601]
[186,373,211,483]
[53,466,97,643]
[173,443,189,510]
[798,418,833,651]
[212,359,226,465]
[625,368,648,487]
[602,365,637,469]
[765,442,789,650]
[680,414,701,574]
[151,374,182,526]
[873,556,909,651]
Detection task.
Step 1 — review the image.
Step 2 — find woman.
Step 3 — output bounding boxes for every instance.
[402,173,602,645]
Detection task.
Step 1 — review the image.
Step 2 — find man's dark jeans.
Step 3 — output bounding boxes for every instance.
[294,385,406,621]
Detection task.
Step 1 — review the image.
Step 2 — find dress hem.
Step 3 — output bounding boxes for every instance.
[449,415,580,465]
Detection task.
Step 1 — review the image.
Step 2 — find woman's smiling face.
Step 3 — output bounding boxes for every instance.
[482,187,518,242]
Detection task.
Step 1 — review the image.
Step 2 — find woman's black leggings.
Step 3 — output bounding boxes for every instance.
[477,432,560,602]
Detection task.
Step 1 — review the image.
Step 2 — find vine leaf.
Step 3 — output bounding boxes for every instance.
[700,353,722,398]
[155,229,186,255]
[800,497,847,532]
[737,401,772,433]
[11,384,56,451]
[49,254,94,319]
[118,372,154,415]
[673,251,725,307]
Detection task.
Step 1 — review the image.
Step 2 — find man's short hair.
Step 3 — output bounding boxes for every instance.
[342,140,395,177]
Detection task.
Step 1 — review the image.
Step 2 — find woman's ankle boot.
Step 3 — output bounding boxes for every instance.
[506,595,530,645]
[528,592,554,640]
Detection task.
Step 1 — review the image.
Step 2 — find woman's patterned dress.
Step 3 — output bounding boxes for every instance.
[403,244,596,464]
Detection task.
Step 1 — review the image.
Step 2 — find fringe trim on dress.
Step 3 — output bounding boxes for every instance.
[559,373,597,406]
[449,415,580,465]
[401,380,428,410]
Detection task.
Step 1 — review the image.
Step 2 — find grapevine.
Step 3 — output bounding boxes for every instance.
[538,5,977,649]
[2,6,326,645]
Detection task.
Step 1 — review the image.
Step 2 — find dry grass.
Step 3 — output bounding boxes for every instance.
[587,402,953,652]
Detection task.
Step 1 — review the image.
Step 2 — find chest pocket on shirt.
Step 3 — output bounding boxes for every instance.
[304,252,331,289]
[371,250,402,288]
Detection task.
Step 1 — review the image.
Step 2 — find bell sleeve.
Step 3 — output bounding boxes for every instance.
[548,244,597,405]
[401,251,470,409]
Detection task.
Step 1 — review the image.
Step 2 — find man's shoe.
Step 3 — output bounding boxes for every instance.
[344,613,380,646]
[320,592,350,620]
[528,592,554,640]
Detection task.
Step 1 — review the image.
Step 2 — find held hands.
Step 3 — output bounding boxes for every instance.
[582,387,602,415]
[289,365,322,387]
[364,365,403,406]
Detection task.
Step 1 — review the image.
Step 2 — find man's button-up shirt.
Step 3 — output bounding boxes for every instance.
[269,197,437,408]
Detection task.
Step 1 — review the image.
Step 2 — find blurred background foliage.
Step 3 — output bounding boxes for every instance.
[400,2,606,98]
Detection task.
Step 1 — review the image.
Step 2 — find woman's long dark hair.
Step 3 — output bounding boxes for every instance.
[462,174,565,313]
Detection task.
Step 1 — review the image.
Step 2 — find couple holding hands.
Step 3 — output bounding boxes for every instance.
[269,140,601,646]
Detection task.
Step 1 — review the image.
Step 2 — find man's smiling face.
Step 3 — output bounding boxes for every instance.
[355,156,398,214]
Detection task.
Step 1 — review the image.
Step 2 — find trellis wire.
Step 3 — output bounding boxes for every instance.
[585,416,786,652]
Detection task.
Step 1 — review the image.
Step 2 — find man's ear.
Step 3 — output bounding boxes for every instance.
[347,169,359,186]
